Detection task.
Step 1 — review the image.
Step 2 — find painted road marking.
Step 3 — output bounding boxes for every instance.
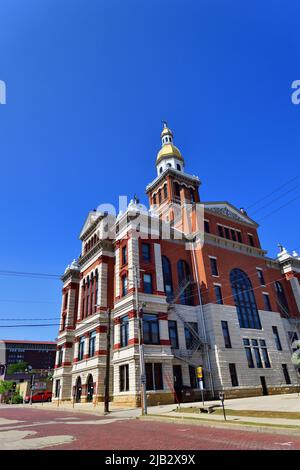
[0,429,74,450]
[274,442,293,446]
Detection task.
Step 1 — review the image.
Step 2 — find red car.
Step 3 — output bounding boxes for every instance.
[25,391,52,403]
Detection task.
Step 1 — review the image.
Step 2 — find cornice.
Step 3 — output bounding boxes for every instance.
[146,168,201,194]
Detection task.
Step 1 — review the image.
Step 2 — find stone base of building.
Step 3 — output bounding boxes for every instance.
[222,385,299,399]
[112,391,175,407]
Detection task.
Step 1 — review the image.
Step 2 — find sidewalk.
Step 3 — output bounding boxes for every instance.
[15,392,300,431]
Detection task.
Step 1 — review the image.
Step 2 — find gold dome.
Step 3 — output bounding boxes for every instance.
[161,126,173,138]
[156,143,184,165]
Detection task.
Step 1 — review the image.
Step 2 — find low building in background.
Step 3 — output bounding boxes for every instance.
[0,339,56,383]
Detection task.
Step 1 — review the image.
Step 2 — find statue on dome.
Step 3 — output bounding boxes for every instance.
[133,194,140,204]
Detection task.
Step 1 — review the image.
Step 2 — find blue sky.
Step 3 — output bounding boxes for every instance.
[0,0,299,341]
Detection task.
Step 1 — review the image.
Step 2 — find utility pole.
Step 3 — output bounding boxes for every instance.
[104,308,111,414]
[133,264,147,415]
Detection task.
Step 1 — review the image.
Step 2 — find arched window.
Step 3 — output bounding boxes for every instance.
[162,256,173,301]
[173,182,180,198]
[167,163,172,167]
[176,164,181,171]
[85,276,90,317]
[189,188,195,203]
[158,188,162,204]
[90,273,94,315]
[275,281,289,315]
[163,184,168,199]
[230,268,261,329]
[177,260,192,305]
[160,167,163,174]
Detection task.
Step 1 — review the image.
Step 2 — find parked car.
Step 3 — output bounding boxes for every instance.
[24,391,52,403]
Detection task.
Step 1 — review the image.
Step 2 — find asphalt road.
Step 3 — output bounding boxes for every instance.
[1,406,300,450]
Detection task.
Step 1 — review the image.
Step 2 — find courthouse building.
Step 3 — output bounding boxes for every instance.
[52,123,300,405]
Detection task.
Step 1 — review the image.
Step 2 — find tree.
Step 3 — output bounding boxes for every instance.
[0,380,13,394]
[6,361,28,375]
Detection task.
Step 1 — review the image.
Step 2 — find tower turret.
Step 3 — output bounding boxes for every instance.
[156,122,185,175]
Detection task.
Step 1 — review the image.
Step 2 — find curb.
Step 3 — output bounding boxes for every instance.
[139,413,300,436]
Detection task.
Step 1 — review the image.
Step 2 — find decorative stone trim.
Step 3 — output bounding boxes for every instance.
[95,349,107,356]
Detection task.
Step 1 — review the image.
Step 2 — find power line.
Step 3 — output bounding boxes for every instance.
[257,194,300,222]
[0,299,59,304]
[245,175,300,210]
[251,183,300,215]
[0,270,61,280]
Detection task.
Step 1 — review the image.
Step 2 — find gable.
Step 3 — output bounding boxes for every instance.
[204,202,258,227]
[79,211,102,239]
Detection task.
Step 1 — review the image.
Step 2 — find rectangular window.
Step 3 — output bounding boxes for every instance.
[55,379,60,398]
[248,233,255,247]
[209,257,219,276]
[252,339,263,368]
[120,316,129,348]
[263,294,272,312]
[257,269,265,286]
[237,231,242,243]
[221,321,232,348]
[89,331,96,357]
[214,285,223,304]
[230,229,236,241]
[272,326,282,351]
[218,225,224,237]
[282,364,291,385]
[143,314,160,344]
[224,227,230,239]
[78,337,85,361]
[121,275,128,296]
[288,331,298,349]
[204,220,210,233]
[229,363,239,387]
[168,320,179,349]
[120,364,129,391]
[57,349,63,367]
[243,339,255,368]
[143,273,153,294]
[184,322,198,349]
[64,292,68,310]
[154,363,163,390]
[146,363,163,390]
[260,341,271,368]
[142,243,151,262]
[122,245,127,265]
[189,365,198,388]
[145,363,154,390]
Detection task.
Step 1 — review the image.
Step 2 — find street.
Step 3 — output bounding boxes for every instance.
[1,406,300,450]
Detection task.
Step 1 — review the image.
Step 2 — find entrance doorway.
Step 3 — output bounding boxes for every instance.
[173,365,183,403]
[260,376,268,396]
[75,377,82,403]
[86,374,94,402]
